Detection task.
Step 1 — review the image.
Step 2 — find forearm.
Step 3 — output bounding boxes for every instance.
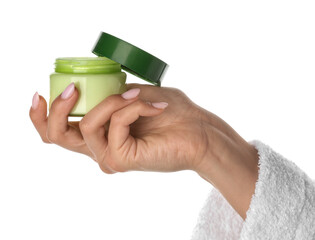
[196,127,259,219]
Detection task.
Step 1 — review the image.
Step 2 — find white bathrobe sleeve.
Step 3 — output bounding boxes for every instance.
[191,140,315,240]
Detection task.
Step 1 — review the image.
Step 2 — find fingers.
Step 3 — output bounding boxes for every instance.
[79,88,141,160]
[47,83,78,137]
[29,92,50,143]
[30,83,92,157]
[126,84,182,108]
[107,99,168,171]
[46,83,91,156]
[126,84,163,101]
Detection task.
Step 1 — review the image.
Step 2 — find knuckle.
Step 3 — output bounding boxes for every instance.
[46,130,60,143]
[41,137,51,144]
[132,100,147,112]
[79,120,94,134]
[108,161,122,173]
[102,156,124,173]
[49,100,60,112]
[111,112,123,124]
[136,99,145,109]
[29,112,41,125]
[98,163,115,174]
[104,95,120,106]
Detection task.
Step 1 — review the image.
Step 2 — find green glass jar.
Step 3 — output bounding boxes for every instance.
[49,57,127,116]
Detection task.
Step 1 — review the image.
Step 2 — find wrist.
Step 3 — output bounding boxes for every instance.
[195,127,259,219]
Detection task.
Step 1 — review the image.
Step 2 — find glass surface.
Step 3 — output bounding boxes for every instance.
[50,57,127,116]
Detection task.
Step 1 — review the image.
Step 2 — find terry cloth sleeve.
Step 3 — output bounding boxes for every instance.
[191,140,315,240]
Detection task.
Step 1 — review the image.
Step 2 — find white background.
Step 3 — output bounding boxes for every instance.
[1,0,315,239]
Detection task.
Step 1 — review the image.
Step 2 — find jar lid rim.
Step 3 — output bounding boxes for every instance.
[92,32,168,86]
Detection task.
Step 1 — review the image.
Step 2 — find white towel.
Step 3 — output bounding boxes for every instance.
[191,140,315,240]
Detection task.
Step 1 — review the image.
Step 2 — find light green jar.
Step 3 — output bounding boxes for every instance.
[50,57,127,116]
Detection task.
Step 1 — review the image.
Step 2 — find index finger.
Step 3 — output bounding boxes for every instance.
[79,88,141,159]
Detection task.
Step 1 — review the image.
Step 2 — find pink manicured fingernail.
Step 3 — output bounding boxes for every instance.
[61,83,75,99]
[32,92,39,110]
[152,102,168,109]
[121,88,140,100]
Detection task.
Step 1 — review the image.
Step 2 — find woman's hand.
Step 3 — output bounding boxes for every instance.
[30,83,211,173]
[29,83,259,219]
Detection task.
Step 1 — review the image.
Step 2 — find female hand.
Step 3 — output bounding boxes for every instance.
[29,83,258,219]
[29,83,209,173]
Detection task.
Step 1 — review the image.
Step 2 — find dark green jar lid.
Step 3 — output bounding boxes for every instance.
[92,32,168,86]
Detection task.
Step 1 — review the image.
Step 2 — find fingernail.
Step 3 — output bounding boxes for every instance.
[61,83,75,99]
[151,102,168,109]
[121,88,140,100]
[32,92,39,110]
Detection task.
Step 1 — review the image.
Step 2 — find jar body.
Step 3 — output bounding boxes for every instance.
[49,57,127,116]
[50,72,126,116]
